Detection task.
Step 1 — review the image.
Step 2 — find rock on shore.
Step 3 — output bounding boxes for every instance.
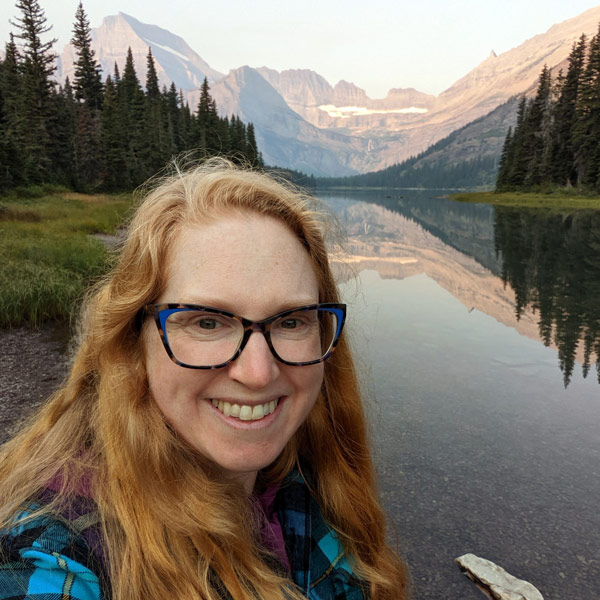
[456,553,544,600]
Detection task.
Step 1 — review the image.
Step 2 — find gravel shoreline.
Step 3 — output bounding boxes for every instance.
[0,323,71,443]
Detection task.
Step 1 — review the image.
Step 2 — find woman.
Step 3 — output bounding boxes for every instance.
[0,160,408,600]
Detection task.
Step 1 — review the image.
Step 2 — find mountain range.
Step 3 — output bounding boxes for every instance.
[57,7,600,178]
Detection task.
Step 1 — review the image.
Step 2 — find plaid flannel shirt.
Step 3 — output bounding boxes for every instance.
[0,499,104,600]
[0,470,367,599]
[275,471,368,600]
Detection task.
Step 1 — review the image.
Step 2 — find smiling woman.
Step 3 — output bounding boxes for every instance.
[0,159,408,600]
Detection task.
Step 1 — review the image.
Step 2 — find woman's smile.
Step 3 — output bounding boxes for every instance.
[210,397,281,421]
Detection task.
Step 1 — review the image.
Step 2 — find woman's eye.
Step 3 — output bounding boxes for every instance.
[280,318,301,329]
[196,318,221,330]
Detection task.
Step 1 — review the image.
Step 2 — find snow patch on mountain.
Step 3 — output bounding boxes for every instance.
[142,40,190,63]
[319,105,429,118]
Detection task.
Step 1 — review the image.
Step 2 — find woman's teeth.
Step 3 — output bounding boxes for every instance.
[211,399,279,421]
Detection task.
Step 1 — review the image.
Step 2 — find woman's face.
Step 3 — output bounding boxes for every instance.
[144,212,324,492]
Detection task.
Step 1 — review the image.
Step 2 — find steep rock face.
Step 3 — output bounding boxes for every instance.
[255,67,333,107]
[254,67,338,129]
[331,80,369,105]
[211,67,371,176]
[58,12,223,91]
[378,87,434,109]
[256,68,436,132]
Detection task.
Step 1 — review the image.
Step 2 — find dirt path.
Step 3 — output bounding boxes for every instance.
[0,323,71,443]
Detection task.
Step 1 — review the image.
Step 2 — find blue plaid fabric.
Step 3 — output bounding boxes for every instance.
[0,470,367,599]
[276,472,368,600]
[0,503,103,600]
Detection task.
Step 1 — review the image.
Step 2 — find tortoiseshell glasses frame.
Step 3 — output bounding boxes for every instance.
[144,302,346,369]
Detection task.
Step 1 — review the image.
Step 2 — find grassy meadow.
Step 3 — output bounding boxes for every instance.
[0,186,133,327]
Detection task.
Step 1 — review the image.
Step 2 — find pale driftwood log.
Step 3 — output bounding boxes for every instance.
[455,553,544,600]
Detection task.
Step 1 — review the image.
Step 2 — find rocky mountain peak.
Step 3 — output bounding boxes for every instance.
[332,80,368,104]
[58,12,223,91]
[255,67,333,105]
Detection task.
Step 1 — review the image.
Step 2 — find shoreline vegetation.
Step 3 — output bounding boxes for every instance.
[0,187,133,328]
[451,190,600,210]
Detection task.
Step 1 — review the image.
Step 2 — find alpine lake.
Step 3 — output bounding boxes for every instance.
[317,189,600,600]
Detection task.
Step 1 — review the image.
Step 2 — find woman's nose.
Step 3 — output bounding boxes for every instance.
[227,331,280,389]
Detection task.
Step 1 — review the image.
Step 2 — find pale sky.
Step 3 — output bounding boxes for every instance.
[2,0,600,98]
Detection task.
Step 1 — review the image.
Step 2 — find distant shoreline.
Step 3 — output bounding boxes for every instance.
[315,186,470,192]
[451,191,600,210]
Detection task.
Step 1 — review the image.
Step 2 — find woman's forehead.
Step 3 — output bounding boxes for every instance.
[159,214,319,315]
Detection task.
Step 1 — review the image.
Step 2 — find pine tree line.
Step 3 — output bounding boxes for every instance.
[497,27,600,192]
[0,0,263,193]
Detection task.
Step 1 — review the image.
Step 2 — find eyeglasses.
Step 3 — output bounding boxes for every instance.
[145,303,346,369]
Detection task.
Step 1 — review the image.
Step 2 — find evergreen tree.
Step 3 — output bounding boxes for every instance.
[120,47,143,103]
[70,2,104,187]
[0,35,25,187]
[101,75,129,190]
[573,25,600,189]
[193,77,221,151]
[73,100,103,190]
[495,126,513,190]
[10,0,57,181]
[522,65,554,186]
[142,47,168,172]
[246,122,262,167]
[551,35,586,186]
[0,59,10,189]
[118,47,147,184]
[0,16,262,192]
[10,0,56,101]
[178,89,192,150]
[46,78,77,186]
[71,1,103,110]
[145,47,160,100]
[112,61,120,85]
[165,82,182,154]
[228,113,244,156]
[506,96,530,187]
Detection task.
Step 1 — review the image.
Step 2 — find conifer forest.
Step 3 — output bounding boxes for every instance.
[0,0,263,193]
[497,28,600,193]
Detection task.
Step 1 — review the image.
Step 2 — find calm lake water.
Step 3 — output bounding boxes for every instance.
[318,189,600,600]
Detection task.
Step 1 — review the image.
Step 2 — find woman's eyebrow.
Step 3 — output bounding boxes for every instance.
[175,298,320,314]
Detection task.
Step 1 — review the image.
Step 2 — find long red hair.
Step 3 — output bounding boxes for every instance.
[0,159,409,599]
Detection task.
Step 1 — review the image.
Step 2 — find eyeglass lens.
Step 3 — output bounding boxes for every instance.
[163,308,339,367]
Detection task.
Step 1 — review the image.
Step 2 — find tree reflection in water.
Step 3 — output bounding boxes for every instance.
[494,208,600,387]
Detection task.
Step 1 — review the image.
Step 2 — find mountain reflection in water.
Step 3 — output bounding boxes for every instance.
[321,189,599,387]
[318,189,600,600]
